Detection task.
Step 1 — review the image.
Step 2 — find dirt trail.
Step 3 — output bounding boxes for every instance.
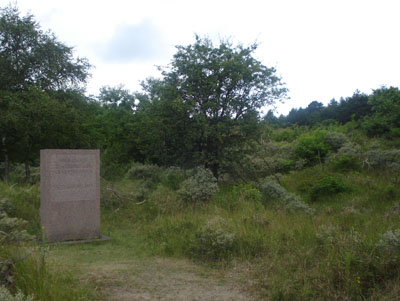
[50,252,256,300]
[99,258,253,300]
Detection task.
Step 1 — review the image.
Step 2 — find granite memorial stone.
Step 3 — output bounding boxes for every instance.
[40,149,100,242]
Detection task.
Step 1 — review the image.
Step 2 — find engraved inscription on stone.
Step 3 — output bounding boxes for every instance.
[49,154,96,202]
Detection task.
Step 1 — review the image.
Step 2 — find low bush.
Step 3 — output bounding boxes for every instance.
[337,142,361,159]
[100,161,131,180]
[310,174,351,201]
[178,167,219,203]
[232,184,262,203]
[294,131,331,165]
[325,132,349,151]
[325,142,361,172]
[0,212,34,244]
[160,166,185,190]
[330,155,360,172]
[2,164,40,185]
[257,176,288,202]
[125,162,163,186]
[0,184,42,236]
[257,176,313,214]
[190,217,236,261]
[0,286,33,301]
[378,229,400,253]
[365,149,400,171]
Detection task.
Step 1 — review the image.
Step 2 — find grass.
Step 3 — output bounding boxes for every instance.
[1,160,400,300]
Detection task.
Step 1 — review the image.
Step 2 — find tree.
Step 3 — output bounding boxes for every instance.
[362,86,400,137]
[0,5,91,182]
[140,36,287,177]
[0,5,90,91]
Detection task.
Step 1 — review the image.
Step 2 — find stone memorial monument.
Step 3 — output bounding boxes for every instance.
[40,149,100,243]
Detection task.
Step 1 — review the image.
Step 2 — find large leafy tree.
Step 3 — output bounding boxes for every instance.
[0,5,90,90]
[0,5,91,182]
[140,36,287,177]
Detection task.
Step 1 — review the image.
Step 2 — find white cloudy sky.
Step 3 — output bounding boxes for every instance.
[12,0,400,115]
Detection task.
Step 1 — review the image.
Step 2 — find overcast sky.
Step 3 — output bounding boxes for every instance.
[12,0,400,115]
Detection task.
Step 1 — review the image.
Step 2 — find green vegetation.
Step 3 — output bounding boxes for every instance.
[1,3,400,300]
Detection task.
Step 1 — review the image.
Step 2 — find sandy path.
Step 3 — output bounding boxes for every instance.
[50,250,256,300]
[89,258,254,300]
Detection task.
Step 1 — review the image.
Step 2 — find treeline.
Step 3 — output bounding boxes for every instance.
[266,87,400,138]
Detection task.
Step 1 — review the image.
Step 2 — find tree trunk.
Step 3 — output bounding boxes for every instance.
[4,153,9,184]
[210,162,219,180]
[2,136,8,184]
[25,158,30,183]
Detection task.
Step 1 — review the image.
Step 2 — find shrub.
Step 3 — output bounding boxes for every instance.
[293,158,307,170]
[224,141,294,181]
[232,184,262,203]
[7,164,40,185]
[330,155,360,172]
[365,149,400,171]
[324,132,349,151]
[0,286,33,301]
[378,229,400,253]
[0,212,34,244]
[337,143,361,159]
[310,174,351,201]
[257,176,288,202]
[100,161,131,180]
[325,142,361,172]
[315,224,337,245]
[285,198,314,215]
[125,163,163,186]
[294,131,331,165]
[160,166,185,190]
[178,167,219,203]
[0,198,34,244]
[191,217,235,260]
[257,176,313,214]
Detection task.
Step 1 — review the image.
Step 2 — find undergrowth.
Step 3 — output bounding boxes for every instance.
[1,128,400,300]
